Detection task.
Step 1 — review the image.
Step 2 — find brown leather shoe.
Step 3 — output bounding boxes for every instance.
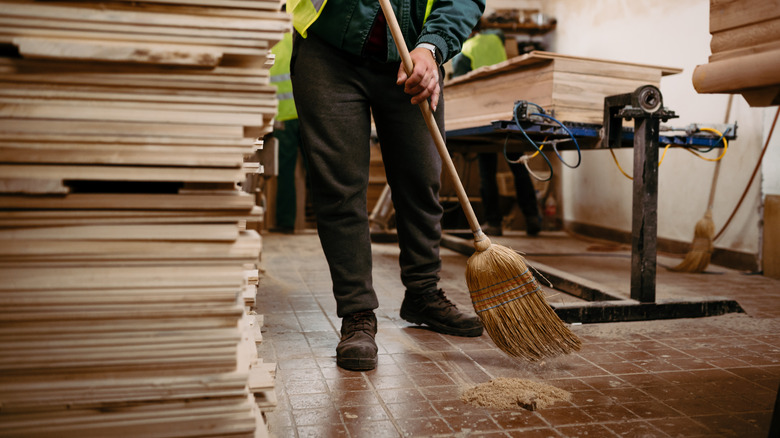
[336,310,378,371]
[400,289,483,337]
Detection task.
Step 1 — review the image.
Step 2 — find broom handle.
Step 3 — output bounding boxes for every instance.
[378,0,488,246]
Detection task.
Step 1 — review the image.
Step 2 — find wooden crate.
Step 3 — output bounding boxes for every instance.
[444,51,681,130]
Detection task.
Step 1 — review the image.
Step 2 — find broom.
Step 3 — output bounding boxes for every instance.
[378,0,581,361]
[670,95,732,273]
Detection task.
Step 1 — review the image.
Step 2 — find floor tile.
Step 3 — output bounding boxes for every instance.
[256,231,780,437]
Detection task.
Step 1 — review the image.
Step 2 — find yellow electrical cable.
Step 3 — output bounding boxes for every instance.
[658,143,673,165]
[609,148,634,180]
[528,137,547,158]
[610,127,727,180]
[685,127,728,161]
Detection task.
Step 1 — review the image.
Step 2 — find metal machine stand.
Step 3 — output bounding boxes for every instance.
[431,85,745,324]
[604,85,670,304]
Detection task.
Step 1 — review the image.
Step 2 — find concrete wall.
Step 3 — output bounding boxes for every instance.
[485,0,778,262]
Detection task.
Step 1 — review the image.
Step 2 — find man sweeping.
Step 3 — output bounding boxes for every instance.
[286,0,486,371]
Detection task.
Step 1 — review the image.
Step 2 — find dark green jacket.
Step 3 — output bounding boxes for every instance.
[307,0,485,64]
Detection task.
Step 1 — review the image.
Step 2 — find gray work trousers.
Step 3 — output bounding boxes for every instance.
[291,33,445,318]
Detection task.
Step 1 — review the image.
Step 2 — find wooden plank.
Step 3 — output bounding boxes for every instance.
[551,71,658,118]
[1,16,277,46]
[0,373,250,411]
[0,265,246,290]
[0,26,270,53]
[0,231,261,260]
[708,38,780,62]
[0,0,288,32]
[247,363,275,392]
[0,147,244,167]
[710,16,780,53]
[446,53,553,87]
[0,206,263,227]
[0,317,242,337]
[0,223,240,241]
[14,37,223,66]
[0,58,273,88]
[0,178,68,194]
[0,75,272,93]
[0,86,272,109]
[0,56,272,79]
[0,402,258,438]
[0,102,263,127]
[446,50,681,87]
[0,287,239,306]
[0,119,247,138]
[0,244,260,263]
[0,192,257,210]
[0,164,244,183]
[111,0,283,10]
[0,131,256,147]
[710,0,780,33]
[0,94,268,117]
[77,1,286,20]
[547,57,671,82]
[0,142,253,155]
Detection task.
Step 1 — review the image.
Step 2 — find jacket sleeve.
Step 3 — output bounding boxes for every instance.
[416,0,485,64]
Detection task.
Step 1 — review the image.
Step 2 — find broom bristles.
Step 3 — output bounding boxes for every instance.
[467,242,582,361]
[670,210,714,273]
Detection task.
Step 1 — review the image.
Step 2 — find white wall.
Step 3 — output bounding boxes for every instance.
[485,0,776,257]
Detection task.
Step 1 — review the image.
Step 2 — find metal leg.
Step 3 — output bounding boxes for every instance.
[631,117,659,302]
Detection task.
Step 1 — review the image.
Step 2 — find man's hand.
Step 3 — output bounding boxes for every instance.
[397,47,441,111]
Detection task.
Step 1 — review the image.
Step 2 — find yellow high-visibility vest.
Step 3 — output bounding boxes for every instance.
[423,0,435,24]
[270,32,297,121]
[291,0,436,38]
[461,32,506,70]
[288,0,327,37]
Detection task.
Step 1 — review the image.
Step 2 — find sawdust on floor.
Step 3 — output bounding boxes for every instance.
[460,377,571,411]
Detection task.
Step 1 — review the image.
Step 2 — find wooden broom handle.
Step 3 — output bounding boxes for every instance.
[378,0,486,241]
[706,94,734,211]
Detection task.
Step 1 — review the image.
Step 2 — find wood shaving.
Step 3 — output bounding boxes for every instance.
[460,377,571,410]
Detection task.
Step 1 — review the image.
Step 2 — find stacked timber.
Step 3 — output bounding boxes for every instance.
[692,0,780,106]
[443,51,681,130]
[0,0,286,436]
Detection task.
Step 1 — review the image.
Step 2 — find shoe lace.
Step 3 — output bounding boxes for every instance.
[345,310,375,333]
[428,289,455,309]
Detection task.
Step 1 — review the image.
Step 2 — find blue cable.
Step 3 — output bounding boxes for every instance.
[508,102,554,182]
[529,112,582,169]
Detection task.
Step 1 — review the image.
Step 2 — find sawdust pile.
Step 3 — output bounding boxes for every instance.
[460,377,571,411]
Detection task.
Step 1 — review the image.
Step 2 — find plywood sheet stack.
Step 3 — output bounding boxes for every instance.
[692,0,780,106]
[0,0,287,436]
[443,51,681,130]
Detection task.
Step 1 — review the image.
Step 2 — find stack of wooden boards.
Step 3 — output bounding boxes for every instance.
[0,0,287,436]
[443,51,681,129]
[693,0,780,106]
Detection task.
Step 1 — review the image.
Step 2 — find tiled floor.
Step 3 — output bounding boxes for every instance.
[256,230,780,437]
